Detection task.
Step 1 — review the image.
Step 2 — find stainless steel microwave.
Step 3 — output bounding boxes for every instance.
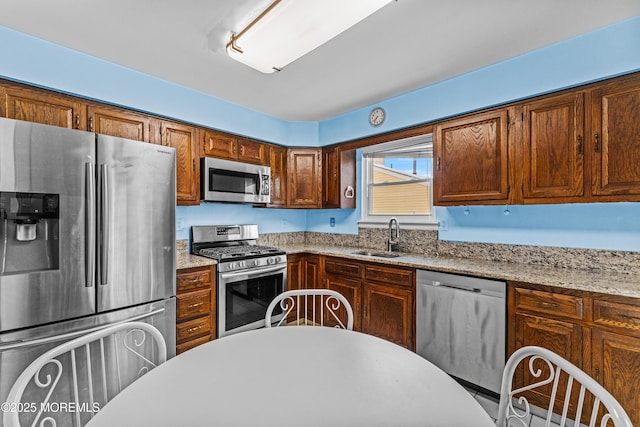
[201,157,271,204]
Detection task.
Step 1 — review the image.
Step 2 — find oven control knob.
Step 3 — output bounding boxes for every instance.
[252,259,259,267]
[267,257,275,265]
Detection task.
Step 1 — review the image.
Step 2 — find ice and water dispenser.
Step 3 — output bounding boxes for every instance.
[0,192,60,274]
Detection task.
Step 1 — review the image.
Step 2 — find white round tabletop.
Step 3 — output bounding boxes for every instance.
[87,327,495,427]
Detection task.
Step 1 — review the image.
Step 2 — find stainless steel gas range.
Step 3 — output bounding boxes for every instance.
[190,225,286,337]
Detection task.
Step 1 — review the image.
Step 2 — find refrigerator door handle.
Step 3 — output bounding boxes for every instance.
[0,308,166,351]
[99,164,110,286]
[85,163,96,287]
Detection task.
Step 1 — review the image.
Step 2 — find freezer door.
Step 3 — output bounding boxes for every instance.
[0,118,96,332]
[0,298,175,426]
[96,135,176,312]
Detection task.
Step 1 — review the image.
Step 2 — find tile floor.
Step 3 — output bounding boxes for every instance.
[467,387,563,427]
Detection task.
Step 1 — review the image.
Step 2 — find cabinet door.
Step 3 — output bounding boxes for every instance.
[0,84,85,129]
[522,93,585,200]
[324,275,361,331]
[434,109,509,204]
[161,121,199,205]
[88,105,155,143]
[322,146,339,208]
[592,76,640,197]
[268,145,287,207]
[592,329,640,427]
[287,254,304,291]
[237,138,267,165]
[304,255,322,290]
[203,130,237,160]
[362,282,414,350]
[512,312,584,415]
[287,148,322,208]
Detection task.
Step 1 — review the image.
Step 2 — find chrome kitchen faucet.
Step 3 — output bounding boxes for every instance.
[388,217,400,252]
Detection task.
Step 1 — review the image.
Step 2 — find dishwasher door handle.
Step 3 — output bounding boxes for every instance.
[436,283,482,293]
[421,281,505,298]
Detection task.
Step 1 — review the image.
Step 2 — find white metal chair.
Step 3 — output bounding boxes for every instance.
[265,289,354,330]
[496,346,632,427]
[3,321,167,427]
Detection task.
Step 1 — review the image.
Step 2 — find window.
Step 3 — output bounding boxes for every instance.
[360,134,436,229]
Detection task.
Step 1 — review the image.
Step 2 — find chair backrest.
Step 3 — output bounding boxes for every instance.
[3,321,167,427]
[265,289,354,330]
[496,346,632,427]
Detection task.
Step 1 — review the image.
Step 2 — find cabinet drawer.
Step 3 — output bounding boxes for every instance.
[177,315,212,343]
[176,335,211,355]
[177,267,213,292]
[594,300,640,333]
[325,258,362,278]
[364,264,413,288]
[177,289,211,321]
[514,288,584,320]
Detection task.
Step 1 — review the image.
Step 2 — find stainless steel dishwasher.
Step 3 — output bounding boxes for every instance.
[416,269,506,394]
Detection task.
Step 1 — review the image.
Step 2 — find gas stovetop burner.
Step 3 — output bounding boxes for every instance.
[190,225,286,264]
[196,245,284,261]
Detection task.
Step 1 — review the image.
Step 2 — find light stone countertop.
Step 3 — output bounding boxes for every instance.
[280,244,640,299]
[176,240,216,270]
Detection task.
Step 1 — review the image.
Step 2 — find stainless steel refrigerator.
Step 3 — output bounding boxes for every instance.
[0,118,176,416]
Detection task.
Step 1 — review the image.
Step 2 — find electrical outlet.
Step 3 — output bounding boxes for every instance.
[330,217,336,227]
[439,219,448,231]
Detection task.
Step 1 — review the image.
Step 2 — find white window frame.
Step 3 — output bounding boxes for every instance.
[359,134,437,230]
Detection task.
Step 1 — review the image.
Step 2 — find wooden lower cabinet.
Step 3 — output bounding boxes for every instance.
[289,255,415,350]
[175,265,216,354]
[509,282,640,426]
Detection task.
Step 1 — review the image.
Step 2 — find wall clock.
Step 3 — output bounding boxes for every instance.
[369,107,385,127]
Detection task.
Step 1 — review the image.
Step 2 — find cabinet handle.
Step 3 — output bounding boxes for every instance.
[232,143,236,154]
[193,158,196,171]
[89,117,94,132]
[595,367,600,382]
[436,156,441,171]
[240,145,244,156]
[594,133,600,152]
[577,135,583,154]
[75,113,80,129]
[187,325,204,334]
[344,185,354,199]
[536,301,559,309]
[187,302,204,309]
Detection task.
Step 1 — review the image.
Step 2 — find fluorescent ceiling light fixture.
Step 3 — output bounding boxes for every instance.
[227,0,393,73]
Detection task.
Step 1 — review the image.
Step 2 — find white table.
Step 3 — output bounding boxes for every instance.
[87,327,496,427]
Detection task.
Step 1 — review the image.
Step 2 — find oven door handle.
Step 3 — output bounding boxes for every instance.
[219,265,286,280]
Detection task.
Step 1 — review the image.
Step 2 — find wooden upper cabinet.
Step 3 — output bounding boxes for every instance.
[522,93,585,201]
[434,109,509,204]
[322,147,355,209]
[268,145,287,207]
[591,75,640,198]
[203,130,237,159]
[161,121,199,205]
[287,148,322,208]
[87,105,157,143]
[322,146,339,208]
[203,130,266,165]
[0,84,86,130]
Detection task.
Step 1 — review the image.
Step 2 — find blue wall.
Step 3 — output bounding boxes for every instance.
[1,16,640,251]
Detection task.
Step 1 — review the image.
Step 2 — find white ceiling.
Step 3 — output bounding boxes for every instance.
[1,0,639,121]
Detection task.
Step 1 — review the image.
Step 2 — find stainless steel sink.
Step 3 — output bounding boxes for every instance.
[351,250,402,258]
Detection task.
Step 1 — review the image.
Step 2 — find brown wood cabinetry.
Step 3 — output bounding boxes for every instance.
[522,92,585,201]
[203,130,267,165]
[0,84,86,129]
[322,256,414,350]
[591,74,640,199]
[509,282,640,426]
[287,148,322,208]
[161,120,199,205]
[434,109,509,204]
[88,105,158,143]
[322,146,356,209]
[268,145,287,207]
[176,265,216,354]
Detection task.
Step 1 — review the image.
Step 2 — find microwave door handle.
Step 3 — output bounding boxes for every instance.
[85,163,96,287]
[99,164,110,286]
[219,265,285,280]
